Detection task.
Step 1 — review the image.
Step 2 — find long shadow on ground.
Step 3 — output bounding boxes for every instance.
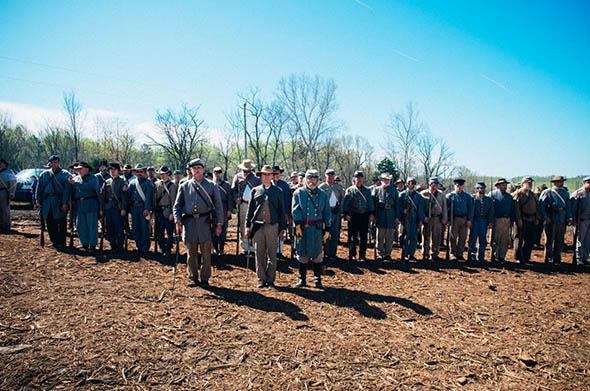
[204,285,309,321]
[278,286,433,320]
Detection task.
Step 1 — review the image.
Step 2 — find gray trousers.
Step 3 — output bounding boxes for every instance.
[377,227,395,258]
[576,219,590,263]
[239,203,252,252]
[494,217,511,260]
[450,216,468,258]
[0,190,10,232]
[545,221,566,262]
[422,216,442,258]
[254,223,279,283]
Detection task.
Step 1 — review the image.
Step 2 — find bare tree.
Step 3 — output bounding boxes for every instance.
[239,88,269,168]
[149,104,206,170]
[385,102,423,180]
[333,135,374,186]
[417,131,455,181]
[63,91,84,161]
[276,74,340,169]
[98,117,136,163]
[263,99,289,167]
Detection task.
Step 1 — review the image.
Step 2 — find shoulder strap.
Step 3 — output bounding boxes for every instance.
[133,179,146,202]
[193,180,215,209]
[550,188,566,205]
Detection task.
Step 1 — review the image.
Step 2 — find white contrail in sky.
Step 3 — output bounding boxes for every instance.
[482,74,513,95]
[392,49,423,64]
[352,0,373,12]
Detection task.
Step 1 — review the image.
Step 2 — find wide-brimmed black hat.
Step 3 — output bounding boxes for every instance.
[272,165,284,174]
[109,162,121,171]
[158,165,171,174]
[74,161,92,171]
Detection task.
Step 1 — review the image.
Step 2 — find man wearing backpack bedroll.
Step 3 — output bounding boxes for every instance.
[154,166,178,257]
[539,175,572,264]
[127,164,154,254]
[36,155,72,248]
[231,159,261,254]
[174,158,224,288]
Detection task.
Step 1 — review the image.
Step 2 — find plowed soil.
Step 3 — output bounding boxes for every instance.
[1,209,589,390]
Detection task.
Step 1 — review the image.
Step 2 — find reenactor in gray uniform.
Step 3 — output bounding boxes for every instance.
[174,158,224,287]
[127,164,154,254]
[394,178,406,245]
[421,177,447,261]
[245,165,287,288]
[399,178,424,261]
[512,177,540,263]
[231,159,261,253]
[180,165,192,184]
[69,162,101,251]
[95,160,111,190]
[292,169,331,288]
[468,182,494,261]
[102,163,128,251]
[571,177,590,265]
[342,171,375,262]
[36,155,72,247]
[319,169,345,260]
[373,173,400,260]
[173,170,183,187]
[446,178,474,261]
[0,158,17,233]
[212,166,233,255]
[489,178,516,262]
[539,176,572,264]
[154,166,178,257]
[289,171,299,191]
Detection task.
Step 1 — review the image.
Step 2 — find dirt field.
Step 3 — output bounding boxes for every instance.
[2,209,590,390]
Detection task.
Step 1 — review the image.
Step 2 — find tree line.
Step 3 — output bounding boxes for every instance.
[1,73,579,189]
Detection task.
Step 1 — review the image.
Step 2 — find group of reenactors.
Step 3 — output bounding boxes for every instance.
[1,154,590,290]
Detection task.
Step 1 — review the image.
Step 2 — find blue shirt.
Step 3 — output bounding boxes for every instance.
[128,177,154,210]
[36,168,72,219]
[488,190,516,221]
[447,191,474,221]
[73,174,101,214]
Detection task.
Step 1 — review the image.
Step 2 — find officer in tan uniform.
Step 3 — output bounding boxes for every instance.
[421,177,447,261]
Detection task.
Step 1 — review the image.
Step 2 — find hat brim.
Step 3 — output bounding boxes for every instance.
[257,170,273,176]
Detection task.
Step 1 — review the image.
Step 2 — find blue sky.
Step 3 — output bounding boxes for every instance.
[1,0,588,177]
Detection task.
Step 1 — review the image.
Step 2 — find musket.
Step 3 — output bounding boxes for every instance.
[291,226,297,260]
[153,208,159,254]
[123,215,130,250]
[573,200,580,264]
[99,213,106,252]
[246,237,252,269]
[446,196,453,261]
[172,234,180,292]
[236,202,241,255]
[39,207,45,247]
[68,198,75,248]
